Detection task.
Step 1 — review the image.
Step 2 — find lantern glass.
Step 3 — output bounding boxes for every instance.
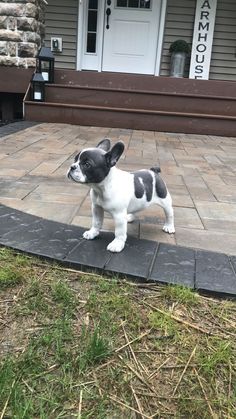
[41,61,50,81]
[31,72,45,102]
[34,83,43,100]
[37,47,55,83]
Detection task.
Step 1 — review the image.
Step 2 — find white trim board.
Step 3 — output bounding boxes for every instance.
[155,0,167,76]
[189,0,217,80]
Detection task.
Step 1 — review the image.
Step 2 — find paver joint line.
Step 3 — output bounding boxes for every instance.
[147,242,160,281]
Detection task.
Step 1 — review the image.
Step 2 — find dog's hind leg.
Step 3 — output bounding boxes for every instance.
[83,204,104,240]
[158,192,175,234]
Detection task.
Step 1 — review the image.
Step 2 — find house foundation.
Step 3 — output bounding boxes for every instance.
[0,0,45,121]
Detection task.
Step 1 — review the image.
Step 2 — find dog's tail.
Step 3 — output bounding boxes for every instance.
[150,167,161,174]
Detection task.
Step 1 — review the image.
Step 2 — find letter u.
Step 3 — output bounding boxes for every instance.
[196,54,204,63]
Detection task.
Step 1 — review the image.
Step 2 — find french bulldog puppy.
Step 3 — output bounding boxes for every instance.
[68,139,175,252]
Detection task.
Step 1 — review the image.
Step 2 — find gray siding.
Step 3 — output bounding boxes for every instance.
[44,0,78,70]
[160,0,195,77]
[210,0,236,81]
[160,0,236,81]
[43,0,236,80]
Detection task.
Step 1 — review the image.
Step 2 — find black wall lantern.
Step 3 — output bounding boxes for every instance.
[37,47,55,83]
[31,72,45,102]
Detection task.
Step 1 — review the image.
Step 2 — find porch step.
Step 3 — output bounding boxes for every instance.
[45,83,236,117]
[24,69,236,136]
[24,99,236,136]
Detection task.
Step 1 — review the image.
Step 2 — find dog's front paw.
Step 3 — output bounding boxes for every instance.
[107,239,125,253]
[163,224,175,234]
[83,228,99,240]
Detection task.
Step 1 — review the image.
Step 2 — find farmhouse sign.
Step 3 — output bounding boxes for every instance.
[189,0,217,79]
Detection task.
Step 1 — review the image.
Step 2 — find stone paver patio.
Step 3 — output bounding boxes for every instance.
[0,121,236,256]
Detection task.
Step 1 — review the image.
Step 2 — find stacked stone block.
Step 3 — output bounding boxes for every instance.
[0,0,45,68]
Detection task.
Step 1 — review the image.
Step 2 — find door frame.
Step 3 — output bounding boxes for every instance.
[77,0,167,76]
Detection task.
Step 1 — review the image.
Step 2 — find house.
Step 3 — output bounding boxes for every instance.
[0,0,236,135]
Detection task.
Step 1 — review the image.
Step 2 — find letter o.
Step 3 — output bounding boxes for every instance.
[196,44,207,53]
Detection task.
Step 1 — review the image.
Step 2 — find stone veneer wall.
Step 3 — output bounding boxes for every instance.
[0,0,45,68]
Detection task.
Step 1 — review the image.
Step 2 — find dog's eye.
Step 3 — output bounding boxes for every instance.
[84,161,91,168]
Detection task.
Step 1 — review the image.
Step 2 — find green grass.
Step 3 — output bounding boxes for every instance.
[198,337,233,375]
[0,247,14,261]
[0,266,23,289]
[77,325,111,372]
[160,283,199,305]
[148,310,178,336]
[0,248,235,418]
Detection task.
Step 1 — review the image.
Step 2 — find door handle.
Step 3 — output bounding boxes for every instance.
[106,7,111,29]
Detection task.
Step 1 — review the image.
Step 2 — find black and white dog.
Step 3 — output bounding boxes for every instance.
[67,139,175,253]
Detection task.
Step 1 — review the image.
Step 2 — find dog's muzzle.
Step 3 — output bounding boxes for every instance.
[67,167,86,183]
[67,166,78,182]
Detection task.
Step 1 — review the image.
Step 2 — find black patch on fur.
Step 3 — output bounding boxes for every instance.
[79,149,110,183]
[106,141,124,167]
[74,152,81,162]
[153,172,167,199]
[96,138,111,151]
[150,166,161,174]
[133,171,153,202]
[150,167,167,198]
[134,175,144,199]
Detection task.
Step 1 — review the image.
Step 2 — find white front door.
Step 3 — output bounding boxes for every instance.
[78,0,164,75]
[102,0,161,74]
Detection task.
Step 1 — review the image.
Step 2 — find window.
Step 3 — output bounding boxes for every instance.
[86,0,98,53]
[116,0,151,8]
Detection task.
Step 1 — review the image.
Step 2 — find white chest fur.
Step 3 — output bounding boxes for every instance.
[90,167,134,214]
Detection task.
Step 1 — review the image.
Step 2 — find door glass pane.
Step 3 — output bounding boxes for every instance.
[116,0,151,8]
[117,0,127,5]
[89,0,98,8]
[128,0,139,7]
[87,33,96,53]
[88,10,97,32]
[140,0,150,7]
[86,1,98,53]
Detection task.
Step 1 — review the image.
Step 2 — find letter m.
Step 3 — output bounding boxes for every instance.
[199,22,210,31]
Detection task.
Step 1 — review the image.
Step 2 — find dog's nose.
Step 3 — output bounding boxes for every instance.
[70,164,76,171]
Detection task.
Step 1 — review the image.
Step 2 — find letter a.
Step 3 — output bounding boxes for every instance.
[201,0,211,9]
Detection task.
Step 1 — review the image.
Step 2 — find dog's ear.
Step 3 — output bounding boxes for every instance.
[105,141,125,167]
[96,138,111,151]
